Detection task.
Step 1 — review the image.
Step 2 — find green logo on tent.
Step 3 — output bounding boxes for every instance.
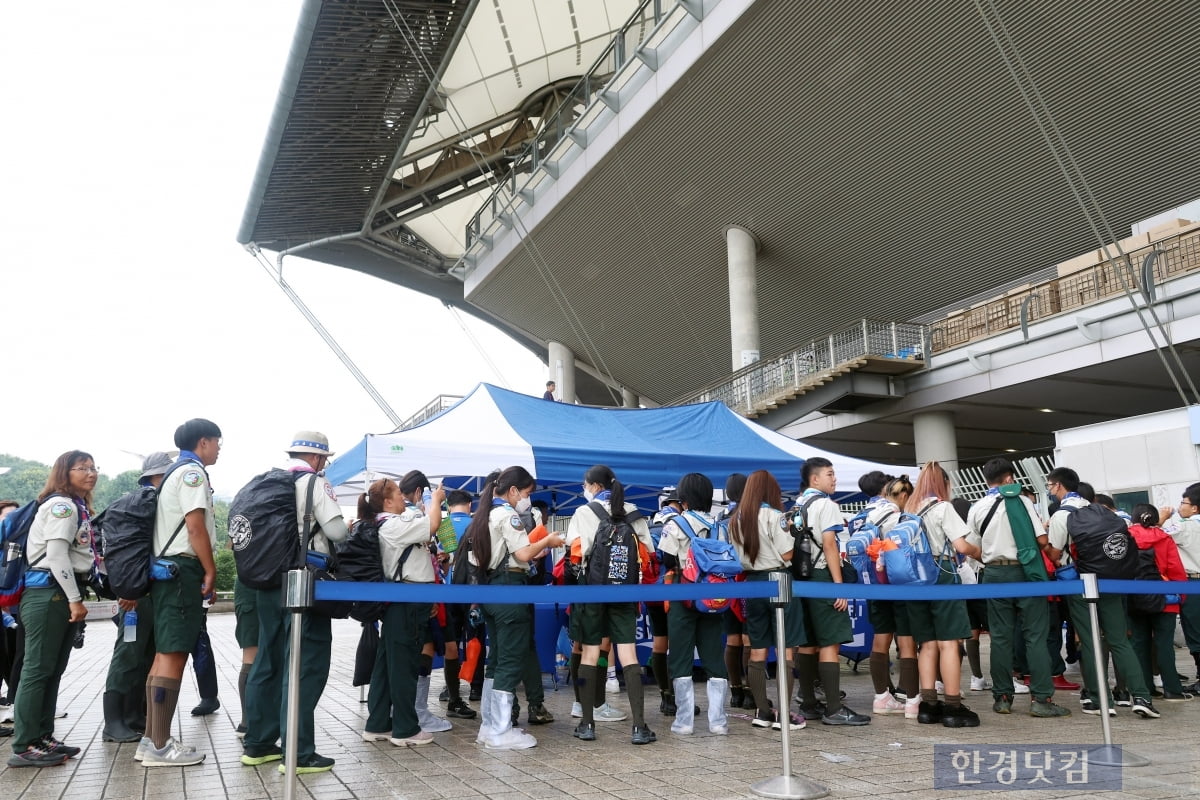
[390,445,404,452]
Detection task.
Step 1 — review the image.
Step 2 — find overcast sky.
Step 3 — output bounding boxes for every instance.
[0,2,544,495]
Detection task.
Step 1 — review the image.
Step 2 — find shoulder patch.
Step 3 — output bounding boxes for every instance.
[51,501,73,519]
[323,482,337,501]
[779,515,790,531]
[510,515,523,530]
[183,470,204,488]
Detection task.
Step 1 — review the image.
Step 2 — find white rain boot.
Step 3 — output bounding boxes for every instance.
[484,690,537,750]
[475,678,496,744]
[707,678,729,734]
[416,675,453,733]
[671,677,694,735]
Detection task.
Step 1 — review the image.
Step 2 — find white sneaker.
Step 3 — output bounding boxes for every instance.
[935,681,945,695]
[593,702,628,722]
[904,696,920,719]
[1013,681,1030,695]
[361,730,391,742]
[54,709,67,719]
[140,737,205,767]
[872,692,905,715]
[135,737,196,762]
[570,701,583,718]
[606,677,620,694]
[390,730,433,747]
[970,676,991,692]
[1153,674,1164,690]
[0,704,12,723]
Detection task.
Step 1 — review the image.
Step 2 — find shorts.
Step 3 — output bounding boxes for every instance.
[744,572,806,649]
[644,602,668,638]
[575,602,637,646]
[443,604,466,641]
[233,578,259,648]
[150,557,205,654]
[723,611,746,636]
[906,567,972,642]
[798,567,852,647]
[868,599,912,636]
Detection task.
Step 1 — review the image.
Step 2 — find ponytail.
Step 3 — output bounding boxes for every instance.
[464,479,497,574]
[357,478,392,523]
[584,464,624,521]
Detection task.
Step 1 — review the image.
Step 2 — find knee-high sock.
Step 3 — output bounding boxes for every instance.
[869,651,891,694]
[966,639,983,679]
[623,665,645,727]
[796,653,819,707]
[725,644,744,687]
[747,660,770,713]
[651,652,670,694]
[898,657,919,699]
[444,657,461,701]
[570,653,583,703]
[147,676,181,749]
[237,662,252,725]
[579,665,599,725]
[817,661,842,712]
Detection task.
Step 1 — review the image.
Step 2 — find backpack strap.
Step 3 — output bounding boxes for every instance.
[978,496,1004,537]
[154,459,205,559]
[298,472,318,552]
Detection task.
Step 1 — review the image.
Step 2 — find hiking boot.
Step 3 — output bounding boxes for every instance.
[799,702,827,720]
[447,698,477,719]
[390,730,433,747]
[241,744,284,765]
[1052,675,1081,691]
[190,697,220,716]
[142,737,205,767]
[631,724,657,745]
[7,743,66,768]
[1113,689,1132,707]
[969,675,991,692]
[527,703,554,725]
[659,692,677,715]
[1030,699,1071,718]
[279,753,334,774]
[1131,697,1161,719]
[572,721,596,741]
[872,692,905,715]
[917,700,944,724]
[822,705,870,726]
[992,694,1013,714]
[941,705,980,728]
[593,702,627,722]
[40,737,80,758]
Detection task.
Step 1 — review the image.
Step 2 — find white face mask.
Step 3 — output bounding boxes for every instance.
[515,496,532,514]
[583,489,595,502]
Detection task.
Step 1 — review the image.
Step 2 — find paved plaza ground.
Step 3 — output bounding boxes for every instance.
[1,611,1198,800]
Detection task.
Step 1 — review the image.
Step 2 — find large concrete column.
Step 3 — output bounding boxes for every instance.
[913,410,958,474]
[547,340,575,403]
[726,226,761,372]
[621,388,638,408]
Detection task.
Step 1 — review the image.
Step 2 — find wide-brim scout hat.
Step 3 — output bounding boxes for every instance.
[140,451,179,479]
[288,431,335,457]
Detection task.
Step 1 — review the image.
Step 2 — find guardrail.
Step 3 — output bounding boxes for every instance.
[396,394,463,431]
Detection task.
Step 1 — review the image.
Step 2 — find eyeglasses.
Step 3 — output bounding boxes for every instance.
[1182,500,1194,507]
[71,467,100,475]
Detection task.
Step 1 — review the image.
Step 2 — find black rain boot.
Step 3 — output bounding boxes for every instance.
[102,691,141,743]
[125,690,146,733]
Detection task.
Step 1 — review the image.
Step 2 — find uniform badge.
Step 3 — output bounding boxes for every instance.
[510,515,523,530]
[183,470,203,488]
[323,482,337,500]
[51,501,73,519]
[780,516,789,531]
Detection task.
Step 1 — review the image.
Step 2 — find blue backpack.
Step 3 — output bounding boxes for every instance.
[671,511,742,613]
[880,501,950,585]
[845,509,894,585]
[0,494,67,606]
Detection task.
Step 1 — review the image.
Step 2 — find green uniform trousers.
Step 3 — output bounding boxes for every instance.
[1066,594,1148,700]
[366,602,425,738]
[983,564,1054,700]
[12,586,79,752]
[105,595,156,694]
[481,570,540,694]
[1129,611,1183,695]
[667,600,727,681]
[243,586,332,759]
[1178,583,1200,654]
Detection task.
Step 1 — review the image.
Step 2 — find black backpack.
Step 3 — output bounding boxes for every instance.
[1065,503,1139,579]
[96,486,184,599]
[783,496,821,581]
[335,518,415,623]
[583,502,644,586]
[229,469,307,590]
[1128,546,1166,615]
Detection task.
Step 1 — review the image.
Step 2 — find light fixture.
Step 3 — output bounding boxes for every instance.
[1039,408,1054,413]
[886,441,901,446]
[1004,449,1018,453]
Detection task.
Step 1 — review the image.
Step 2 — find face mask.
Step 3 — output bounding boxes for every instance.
[515,497,532,514]
[583,489,595,502]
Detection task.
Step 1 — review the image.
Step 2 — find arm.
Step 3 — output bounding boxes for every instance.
[44,538,87,622]
[185,508,216,598]
[425,485,444,535]
[822,528,848,612]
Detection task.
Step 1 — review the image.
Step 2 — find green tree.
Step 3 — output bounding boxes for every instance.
[213,500,229,548]
[214,549,237,594]
[0,464,50,505]
[93,470,141,510]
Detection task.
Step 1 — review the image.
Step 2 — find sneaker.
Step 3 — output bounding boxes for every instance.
[798,702,827,720]
[1162,691,1193,702]
[941,705,980,728]
[390,730,433,747]
[1012,681,1030,695]
[772,711,805,731]
[54,709,67,719]
[279,753,334,774]
[1113,689,1132,707]
[39,737,80,758]
[1079,697,1115,717]
[730,686,745,708]
[934,680,945,695]
[142,737,206,767]
[1131,697,1161,719]
[659,694,677,715]
[446,698,477,719]
[904,696,920,719]
[969,675,991,692]
[872,692,905,715]
[751,708,775,728]
[0,725,11,737]
[917,700,944,724]
[8,744,67,767]
[468,685,482,702]
[631,724,656,745]
[992,694,1013,714]
[606,677,620,694]
[1153,674,1164,690]
[822,705,870,726]
[235,723,247,740]
[133,737,196,763]
[0,704,12,723]
[190,697,220,716]
[1030,699,1071,718]
[240,744,283,766]
[573,721,596,741]
[438,686,450,702]
[741,691,757,710]
[526,703,553,725]
[1052,675,1081,691]
[593,702,627,722]
[361,730,391,742]
[571,701,584,718]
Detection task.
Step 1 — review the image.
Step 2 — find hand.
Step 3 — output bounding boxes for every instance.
[545,533,564,549]
[833,597,848,613]
[201,570,215,598]
[1160,506,1175,525]
[68,601,88,624]
[117,598,138,612]
[431,485,446,505]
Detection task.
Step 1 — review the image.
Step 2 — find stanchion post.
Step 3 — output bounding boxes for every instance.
[751,571,829,800]
[282,568,313,800]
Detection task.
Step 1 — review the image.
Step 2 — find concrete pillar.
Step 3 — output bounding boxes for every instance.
[726,226,761,372]
[621,388,638,408]
[547,341,575,404]
[913,410,958,475]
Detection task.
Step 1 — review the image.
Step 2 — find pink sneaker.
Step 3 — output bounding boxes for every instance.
[873,692,905,715]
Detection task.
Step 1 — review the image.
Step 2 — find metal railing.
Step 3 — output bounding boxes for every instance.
[676,320,928,415]
[929,225,1200,353]
[395,394,463,431]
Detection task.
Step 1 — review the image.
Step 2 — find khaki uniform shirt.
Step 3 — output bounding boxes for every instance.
[29,496,93,602]
[967,491,1040,564]
[733,505,791,571]
[288,460,348,554]
[377,504,435,583]
[155,460,213,557]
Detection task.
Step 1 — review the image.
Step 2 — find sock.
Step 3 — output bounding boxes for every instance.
[747,660,770,714]
[650,652,669,694]
[797,653,819,707]
[444,657,461,701]
[899,657,919,698]
[147,676,181,749]
[419,653,433,677]
[725,644,744,688]
[570,653,583,703]
[920,688,937,705]
[623,665,645,727]
[869,652,891,694]
[579,665,599,725]
[966,639,983,679]
[238,663,252,726]
[817,662,841,712]
[783,660,795,710]
[944,693,962,709]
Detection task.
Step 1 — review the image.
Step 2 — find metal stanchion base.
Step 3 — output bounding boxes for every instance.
[750,774,831,800]
[1086,744,1150,768]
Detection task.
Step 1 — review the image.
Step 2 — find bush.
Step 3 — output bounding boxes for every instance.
[214,549,237,594]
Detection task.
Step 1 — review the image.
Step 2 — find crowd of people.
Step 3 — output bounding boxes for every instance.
[3,427,1198,773]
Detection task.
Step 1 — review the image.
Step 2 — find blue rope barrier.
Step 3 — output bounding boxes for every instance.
[312,577,1195,604]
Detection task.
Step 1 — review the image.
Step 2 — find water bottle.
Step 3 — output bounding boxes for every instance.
[422,486,433,512]
[123,610,137,642]
[554,653,569,685]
